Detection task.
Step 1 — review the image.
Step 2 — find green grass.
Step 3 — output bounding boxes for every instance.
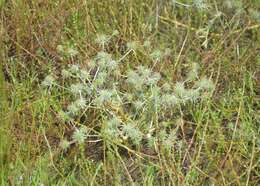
[1,0,260,185]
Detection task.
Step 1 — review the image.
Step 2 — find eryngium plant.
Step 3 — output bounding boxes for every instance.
[42,35,215,150]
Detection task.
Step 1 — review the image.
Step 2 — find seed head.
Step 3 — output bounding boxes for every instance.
[195,77,215,91]
[75,97,87,109]
[61,69,71,79]
[95,34,110,46]
[150,49,162,61]
[122,124,142,145]
[42,75,55,87]
[72,128,87,144]
[70,83,84,95]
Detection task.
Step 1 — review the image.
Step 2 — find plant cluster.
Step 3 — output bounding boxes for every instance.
[42,34,215,151]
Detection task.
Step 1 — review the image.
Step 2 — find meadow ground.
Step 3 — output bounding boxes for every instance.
[0,0,260,185]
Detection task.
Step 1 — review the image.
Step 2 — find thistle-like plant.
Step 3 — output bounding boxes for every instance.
[72,128,87,144]
[122,123,143,145]
[42,75,55,88]
[70,83,85,95]
[60,139,71,150]
[195,77,215,91]
[150,49,163,61]
[41,32,215,152]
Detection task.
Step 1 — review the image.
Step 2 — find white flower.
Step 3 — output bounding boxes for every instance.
[94,72,107,87]
[104,117,120,138]
[185,89,200,101]
[112,30,119,36]
[194,0,207,9]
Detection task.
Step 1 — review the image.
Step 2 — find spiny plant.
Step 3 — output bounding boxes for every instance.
[41,32,215,152]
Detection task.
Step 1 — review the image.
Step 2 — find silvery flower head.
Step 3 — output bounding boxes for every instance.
[112,30,119,36]
[67,102,81,116]
[67,47,79,57]
[174,82,186,98]
[195,77,215,91]
[94,71,107,87]
[134,100,144,110]
[95,34,110,46]
[59,139,71,150]
[61,69,71,79]
[127,70,144,90]
[146,72,161,85]
[79,69,89,81]
[69,64,80,74]
[187,62,200,81]
[107,60,118,70]
[42,75,55,88]
[96,51,112,67]
[58,110,73,122]
[249,9,260,22]
[185,89,200,102]
[108,117,120,128]
[122,124,142,145]
[104,118,120,139]
[75,97,87,109]
[150,49,162,61]
[194,0,208,9]
[95,89,113,106]
[72,128,87,144]
[137,66,151,79]
[163,130,177,150]
[160,94,179,108]
[70,83,85,95]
